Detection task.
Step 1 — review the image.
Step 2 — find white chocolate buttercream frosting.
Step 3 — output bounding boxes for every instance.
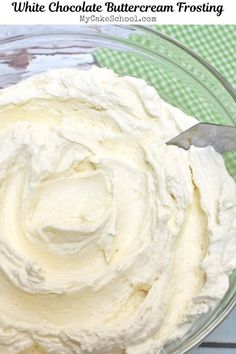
[0,68,235,354]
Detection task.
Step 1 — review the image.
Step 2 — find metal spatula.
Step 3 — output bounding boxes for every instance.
[166,123,236,154]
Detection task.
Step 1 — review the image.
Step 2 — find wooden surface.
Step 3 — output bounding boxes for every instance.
[191,309,236,353]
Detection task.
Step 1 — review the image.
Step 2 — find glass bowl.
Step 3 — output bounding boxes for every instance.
[0,25,235,354]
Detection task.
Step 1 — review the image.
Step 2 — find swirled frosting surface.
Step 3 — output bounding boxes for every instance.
[0,68,235,354]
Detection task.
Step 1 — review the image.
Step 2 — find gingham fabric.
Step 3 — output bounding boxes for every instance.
[156,25,236,88]
[95,25,236,178]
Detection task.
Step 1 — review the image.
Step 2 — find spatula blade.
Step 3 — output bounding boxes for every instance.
[166,123,236,154]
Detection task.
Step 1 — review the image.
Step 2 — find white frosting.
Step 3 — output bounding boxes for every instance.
[0,68,235,354]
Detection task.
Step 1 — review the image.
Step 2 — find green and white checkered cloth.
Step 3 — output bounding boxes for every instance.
[155,25,236,89]
[95,25,236,179]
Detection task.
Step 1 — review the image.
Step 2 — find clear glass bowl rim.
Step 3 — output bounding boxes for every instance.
[0,25,235,353]
[0,25,235,105]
